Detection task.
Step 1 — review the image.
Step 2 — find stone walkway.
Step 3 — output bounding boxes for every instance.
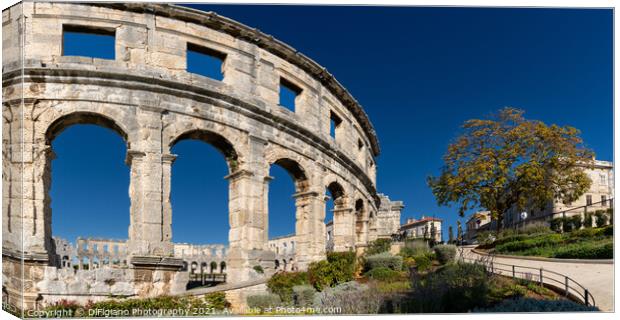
[461,246,614,312]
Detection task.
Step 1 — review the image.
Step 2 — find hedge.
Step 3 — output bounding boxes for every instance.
[267,272,308,303]
[364,267,400,282]
[292,285,316,307]
[365,252,403,271]
[433,244,457,264]
[495,233,563,253]
[246,294,282,309]
[413,254,432,272]
[553,240,613,259]
[307,252,355,291]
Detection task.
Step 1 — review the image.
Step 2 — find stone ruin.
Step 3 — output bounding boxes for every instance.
[2,2,404,309]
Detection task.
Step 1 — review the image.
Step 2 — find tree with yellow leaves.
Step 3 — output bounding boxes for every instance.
[428,108,593,231]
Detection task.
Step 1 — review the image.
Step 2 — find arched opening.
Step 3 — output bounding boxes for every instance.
[355,199,365,244]
[267,158,308,237]
[325,182,348,252]
[170,130,236,288]
[267,158,308,265]
[46,113,130,268]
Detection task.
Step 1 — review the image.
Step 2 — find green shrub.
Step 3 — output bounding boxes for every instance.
[313,281,382,314]
[307,261,333,291]
[475,298,599,312]
[203,292,231,310]
[550,218,563,233]
[603,224,613,236]
[495,233,562,253]
[607,208,613,224]
[246,294,282,309]
[253,265,264,274]
[399,247,417,259]
[569,227,604,239]
[400,262,488,313]
[583,212,593,228]
[267,272,308,303]
[402,256,416,270]
[365,252,403,271]
[494,233,529,246]
[519,222,552,235]
[433,244,457,264]
[292,285,316,307]
[595,211,609,227]
[476,231,497,246]
[404,239,431,256]
[365,267,400,282]
[569,215,583,230]
[366,238,392,255]
[79,295,229,315]
[497,228,517,239]
[553,240,613,259]
[307,254,355,292]
[413,254,432,272]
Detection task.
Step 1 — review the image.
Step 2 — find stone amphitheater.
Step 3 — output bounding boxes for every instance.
[1,2,404,310]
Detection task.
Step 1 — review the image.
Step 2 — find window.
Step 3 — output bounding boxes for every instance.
[602,195,607,206]
[600,173,607,186]
[62,25,115,59]
[329,111,342,139]
[358,139,364,150]
[586,195,592,206]
[279,78,301,111]
[187,43,226,81]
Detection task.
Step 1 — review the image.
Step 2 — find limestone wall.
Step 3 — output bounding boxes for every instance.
[2,2,403,308]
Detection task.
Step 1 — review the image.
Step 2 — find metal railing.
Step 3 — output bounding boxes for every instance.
[459,250,596,307]
[189,272,227,285]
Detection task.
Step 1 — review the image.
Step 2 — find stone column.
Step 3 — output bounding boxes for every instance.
[226,168,273,282]
[293,190,326,269]
[9,100,53,262]
[332,198,354,252]
[126,108,181,270]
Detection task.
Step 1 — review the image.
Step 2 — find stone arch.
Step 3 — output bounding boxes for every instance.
[38,110,132,260]
[169,129,239,172]
[325,180,355,252]
[271,158,309,192]
[45,111,130,147]
[163,117,247,173]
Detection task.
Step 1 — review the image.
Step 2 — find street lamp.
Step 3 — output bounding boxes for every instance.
[519,211,528,230]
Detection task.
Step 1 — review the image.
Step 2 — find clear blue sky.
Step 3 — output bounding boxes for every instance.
[51,6,612,244]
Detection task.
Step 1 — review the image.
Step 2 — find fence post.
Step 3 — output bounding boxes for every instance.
[512,265,515,279]
[585,289,589,306]
[565,277,569,296]
[539,268,543,286]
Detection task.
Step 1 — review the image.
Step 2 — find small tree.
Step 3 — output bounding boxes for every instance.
[430,221,437,245]
[428,108,593,231]
[448,226,454,244]
[456,220,463,245]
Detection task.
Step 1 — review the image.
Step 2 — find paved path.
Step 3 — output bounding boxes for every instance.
[460,246,614,311]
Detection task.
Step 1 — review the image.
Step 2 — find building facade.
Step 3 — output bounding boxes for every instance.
[400,216,443,243]
[464,211,494,241]
[504,159,614,228]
